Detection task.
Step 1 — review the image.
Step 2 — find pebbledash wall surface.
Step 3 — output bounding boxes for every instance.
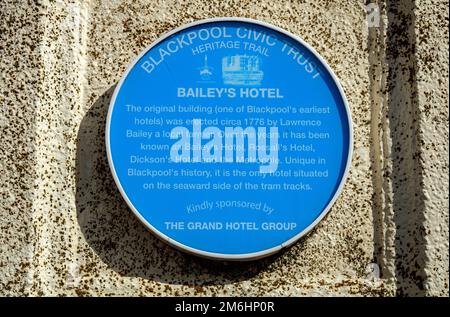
[0,0,448,296]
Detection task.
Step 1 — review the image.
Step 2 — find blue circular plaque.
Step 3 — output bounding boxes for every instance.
[106,18,352,260]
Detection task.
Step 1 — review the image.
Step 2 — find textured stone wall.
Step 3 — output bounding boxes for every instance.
[0,0,448,296]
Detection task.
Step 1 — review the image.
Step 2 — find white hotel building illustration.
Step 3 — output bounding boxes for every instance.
[222,55,264,85]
